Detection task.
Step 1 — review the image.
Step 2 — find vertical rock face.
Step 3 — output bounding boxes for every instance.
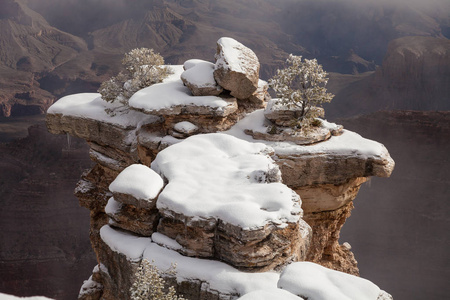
[46,38,394,300]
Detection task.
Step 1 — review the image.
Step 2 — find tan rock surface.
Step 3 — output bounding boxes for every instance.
[46,113,136,153]
[106,198,159,237]
[295,177,368,213]
[237,79,270,111]
[276,151,394,187]
[303,202,359,275]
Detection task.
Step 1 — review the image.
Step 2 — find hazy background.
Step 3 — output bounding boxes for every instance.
[0,0,449,299]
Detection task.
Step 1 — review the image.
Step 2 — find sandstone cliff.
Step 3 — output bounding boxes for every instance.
[326,36,450,119]
[46,38,394,300]
[0,0,90,117]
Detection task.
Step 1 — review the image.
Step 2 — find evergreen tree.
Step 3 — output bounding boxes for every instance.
[269,54,334,128]
[98,48,172,111]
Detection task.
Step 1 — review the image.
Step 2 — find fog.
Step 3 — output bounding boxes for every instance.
[22,0,449,65]
[1,1,448,299]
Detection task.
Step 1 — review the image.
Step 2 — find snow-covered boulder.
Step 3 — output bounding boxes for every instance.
[151,133,311,270]
[171,121,199,138]
[109,164,164,209]
[129,65,237,117]
[214,37,260,99]
[181,59,223,96]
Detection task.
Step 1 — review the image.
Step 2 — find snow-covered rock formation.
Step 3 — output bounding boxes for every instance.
[46,37,394,300]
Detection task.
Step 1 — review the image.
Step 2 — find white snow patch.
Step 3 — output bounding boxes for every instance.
[99,225,151,261]
[215,37,257,73]
[47,93,158,129]
[78,275,102,297]
[93,263,109,276]
[181,59,218,88]
[226,110,387,157]
[162,65,185,83]
[278,262,380,300]
[320,119,342,132]
[151,133,301,229]
[129,65,231,113]
[237,288,304,300]
[109,164,164,200]
[173,121,198,134]
[0,294,53,300]
[143,243,279,295]
[151,232,182,251]
[105,197,122,215]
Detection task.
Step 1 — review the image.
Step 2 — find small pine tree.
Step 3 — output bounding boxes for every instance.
[269,54,334,128]
[130,259,185,300]
[99,48,172,111]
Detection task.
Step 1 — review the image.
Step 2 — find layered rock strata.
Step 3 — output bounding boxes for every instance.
[151,133,310,271]
[227,110,394,275]
[46,38,394,299]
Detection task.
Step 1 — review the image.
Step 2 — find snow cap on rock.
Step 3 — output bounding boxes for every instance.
[181,59,223,96]
[109,164,164,200]
[278,262,380,300]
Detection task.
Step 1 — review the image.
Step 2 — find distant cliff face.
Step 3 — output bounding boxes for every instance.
[375,36,450,110]
[2,0,449,117]
[0,0,90,117]
[326,36,450,119]
[0,123,96,299]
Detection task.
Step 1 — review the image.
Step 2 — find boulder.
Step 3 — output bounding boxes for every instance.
[109,164,164,209]
[214,37,260,99]
[180,59,223,96]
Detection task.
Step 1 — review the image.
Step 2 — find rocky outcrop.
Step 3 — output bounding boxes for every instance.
[227,109,394,275]
[150,133,310,271]
[46,38,394,299]
[245,99,344,145]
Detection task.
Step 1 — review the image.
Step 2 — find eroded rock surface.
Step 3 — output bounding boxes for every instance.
[45,37,394,300]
